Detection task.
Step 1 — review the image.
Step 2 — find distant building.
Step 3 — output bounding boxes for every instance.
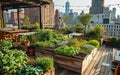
[8,11,24,26]
[65,1,70,14]
[4,11,10,23]
[91,7,116,24]
[24,0,54,28]
[90,0,104,14]
[103,24,120,39]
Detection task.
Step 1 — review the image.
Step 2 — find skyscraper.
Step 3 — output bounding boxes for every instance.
[90,0,104,14]
[65,1,70,14]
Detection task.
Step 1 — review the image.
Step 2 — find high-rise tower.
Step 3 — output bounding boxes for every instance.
[90,0,104,14]
[65,1,70,14]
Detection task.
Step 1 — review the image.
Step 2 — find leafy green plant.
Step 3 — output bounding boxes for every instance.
[0,49,27,75]
[88,40,100,47]
[80,45,95,54]
[33,41,55,48]
[0,39,28,75]
[0,39,12,51]
[36,57,54,71]
[36,30,53,41]
[19,65,43,75]
[55,45,80,56]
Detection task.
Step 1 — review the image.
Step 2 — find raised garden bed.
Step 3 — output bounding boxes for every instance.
[35,46,97,74]
[35,47,55,57]
[54,49,97,74]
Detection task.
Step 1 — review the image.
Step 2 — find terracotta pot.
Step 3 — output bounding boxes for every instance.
[27,46,35,56]
[24,40,30,46]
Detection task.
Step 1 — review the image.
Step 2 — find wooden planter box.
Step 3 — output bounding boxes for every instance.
[43,69,55,75]
[35,47,97,74]
[54,48,97,74]
[35,48,55,57]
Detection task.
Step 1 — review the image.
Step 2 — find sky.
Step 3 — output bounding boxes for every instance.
[53,0,120,15]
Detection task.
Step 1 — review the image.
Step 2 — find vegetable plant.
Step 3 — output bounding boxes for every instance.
[55,45,80,56]
[0,39,28,75]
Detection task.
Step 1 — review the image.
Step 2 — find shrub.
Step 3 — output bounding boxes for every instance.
[88,40,100,47]
[80,45,95,54]
[36,57,54,71]
[68,38,79,46]
[71,40,88,47]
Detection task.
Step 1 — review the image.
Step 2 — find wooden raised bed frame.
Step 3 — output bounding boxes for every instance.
[43,68,55,75]
[35,47,97,75]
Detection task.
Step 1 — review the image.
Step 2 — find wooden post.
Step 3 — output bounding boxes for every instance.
[17,8,20,29]
[2,9,5,27]
[39,6,43,29]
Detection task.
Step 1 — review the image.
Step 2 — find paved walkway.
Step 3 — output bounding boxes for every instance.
[83,46,113,75]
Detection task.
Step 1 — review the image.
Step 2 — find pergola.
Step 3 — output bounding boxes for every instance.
[0,0,50,29]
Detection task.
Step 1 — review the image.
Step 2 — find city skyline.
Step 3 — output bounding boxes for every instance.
[53,0,120,15]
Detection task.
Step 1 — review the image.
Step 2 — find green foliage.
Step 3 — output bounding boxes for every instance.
[36,30,53,41]
[35,22,40,31]
[36,57,54,71]
[63,15,72,25]
[87,24,105,39]
[55,45,80,56]
[1,50,27,74]
[92,24,105,35]
[0,39,12,51]
[24,16,30,25]
[72,40,88,47]
[33,41,55,48]
[77,14,92,25]
[33,29,68,48]
[62,27,75,34]
[19,65,43,75]
[80,45,95,54]
[0,39,28,75]
[20,35,27,44]
[88,40,100,47]
[68,38,79,46]
[110,37,117,43]
[75,24,84,33]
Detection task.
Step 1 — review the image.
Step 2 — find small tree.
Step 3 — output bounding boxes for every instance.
[77,14,92,34]
[63,15,72,25]
[24,16,30,25]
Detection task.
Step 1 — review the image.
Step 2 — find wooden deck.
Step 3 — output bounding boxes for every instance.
[83,46,113,75]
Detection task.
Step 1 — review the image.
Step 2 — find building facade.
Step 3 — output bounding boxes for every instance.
[91,7,116,24]
[24,0,54,28]
[4,11,10,23]
[8,11,24,26]
[90,0,104,14]
[65,1,70,14]
[103,23,120,39]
